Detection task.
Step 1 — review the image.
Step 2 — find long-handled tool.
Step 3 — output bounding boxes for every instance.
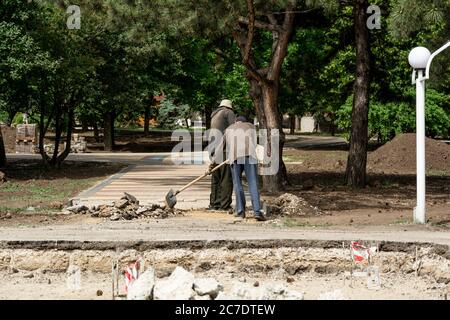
[165,160,229,209]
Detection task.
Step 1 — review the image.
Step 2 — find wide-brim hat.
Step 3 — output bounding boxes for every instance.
[219,99,233,109]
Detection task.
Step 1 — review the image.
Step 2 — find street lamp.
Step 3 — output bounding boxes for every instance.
[408,41,450,224]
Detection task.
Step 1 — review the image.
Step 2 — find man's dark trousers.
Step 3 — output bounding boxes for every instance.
[210,164,233,210]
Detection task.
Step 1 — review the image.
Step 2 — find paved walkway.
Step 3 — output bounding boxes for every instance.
[71,152,214,209]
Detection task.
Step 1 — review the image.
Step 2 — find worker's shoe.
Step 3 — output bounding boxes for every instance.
[234,212,245,219]
[254,213,266,221]
[216,206,233,213]
[207,205,220,211]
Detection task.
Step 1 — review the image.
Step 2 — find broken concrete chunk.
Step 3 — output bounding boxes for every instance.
[263,283,286,295]
[214,292,230,300]
[194,294,212,300]
[110,212,121,221]
[258,284,290,300]
[114,199,129,209]
[153,266,195,300]
[127,268,155,300]
[64,196,182,221]
[123,192,139,205]
[228,282,260,300]
[193,278,223,299]
[282,290,304,300]
[99,208,114,218]
[318,289,347,300]
[66,205,88,214]
[136,207,149,215]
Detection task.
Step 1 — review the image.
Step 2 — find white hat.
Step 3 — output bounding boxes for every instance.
[219,99,233,109]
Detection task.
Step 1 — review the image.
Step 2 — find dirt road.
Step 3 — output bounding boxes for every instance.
[1,211,450,245]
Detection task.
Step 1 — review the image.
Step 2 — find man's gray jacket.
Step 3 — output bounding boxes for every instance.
[214,121,258,164]
[210,107,235,134]
[209,107,235,162]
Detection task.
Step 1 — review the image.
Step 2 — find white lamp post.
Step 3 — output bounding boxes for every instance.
[408,41,450,224]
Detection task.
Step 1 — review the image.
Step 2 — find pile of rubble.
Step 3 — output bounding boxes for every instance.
[126,266,304,300]
[64,193,183,221]
[41,134,87,155]
[70,134,87,153]
[268,193,321,216]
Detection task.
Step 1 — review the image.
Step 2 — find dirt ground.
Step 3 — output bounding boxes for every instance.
[1,133,449,228]
[279,135,449,228]
[0,267,445,300]
[0,161,124,212]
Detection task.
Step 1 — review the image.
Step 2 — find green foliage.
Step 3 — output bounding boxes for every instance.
[1,0,449,161]
[336,89,449,142]
[422,90,450,138]
[157,98,190,129]
[388,0,449,38]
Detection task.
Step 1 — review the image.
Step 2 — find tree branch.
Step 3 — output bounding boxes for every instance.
[267,11,295,81]
[213,48,232,61]
[238,16,284,33]
[243,0,255,66]
[232,28,266,84]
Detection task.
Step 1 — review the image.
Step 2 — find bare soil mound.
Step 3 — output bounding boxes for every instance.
[268,193,321,216]
[368,133,450,174]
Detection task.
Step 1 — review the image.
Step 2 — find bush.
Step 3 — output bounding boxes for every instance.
[157,98,191,129]
[336,90,449,142]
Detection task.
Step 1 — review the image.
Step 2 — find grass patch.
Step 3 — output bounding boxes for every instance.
[391,219,412,225]
[0,206,22,214]
[281,217,332,228]
[1,161,123,211]
[427,170,450,177]
[283,155,306,163]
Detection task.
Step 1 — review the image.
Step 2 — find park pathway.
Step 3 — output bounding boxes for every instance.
[8,135,347,210]
[72,152,214,209]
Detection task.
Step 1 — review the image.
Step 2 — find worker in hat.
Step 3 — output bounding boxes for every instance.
[208,99,236,211]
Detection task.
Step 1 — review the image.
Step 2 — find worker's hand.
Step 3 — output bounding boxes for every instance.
[209,163,218,172]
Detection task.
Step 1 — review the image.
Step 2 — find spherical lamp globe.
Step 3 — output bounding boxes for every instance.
[408,47,431,69]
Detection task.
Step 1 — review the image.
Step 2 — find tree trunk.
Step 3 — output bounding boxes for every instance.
[50,107,62,166]
[233,6,294,193]
[92,120,99,142]
[260,82,286,193]
[144,106,150,136]
[81,118,89,132]
[289,113,295,134]
[103,111,115,151]
[345,0,371,187]
[7,111,16,126]
[0,126,6,167]
[56,108,74,168]
[38,108,51,166]
[205,104,212,130]
[248,78,266,130]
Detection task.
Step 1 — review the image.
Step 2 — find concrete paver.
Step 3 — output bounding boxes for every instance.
[70,152,219,209]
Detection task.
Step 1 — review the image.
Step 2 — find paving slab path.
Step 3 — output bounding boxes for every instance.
[70,152,214,209]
